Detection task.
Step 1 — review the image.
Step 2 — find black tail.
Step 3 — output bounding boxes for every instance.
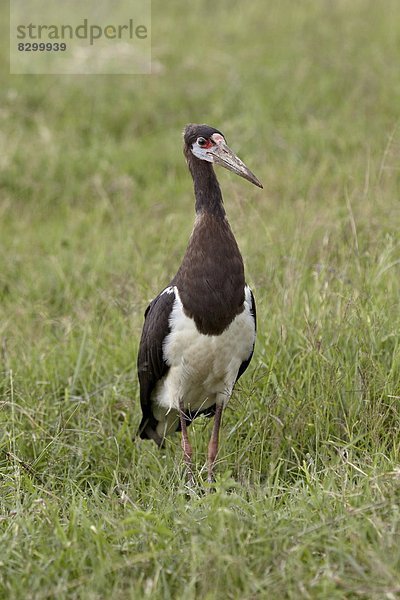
[137,415,164,447]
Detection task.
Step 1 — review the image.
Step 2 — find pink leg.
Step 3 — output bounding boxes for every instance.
[179,400,194,486]
[208,403,223,483]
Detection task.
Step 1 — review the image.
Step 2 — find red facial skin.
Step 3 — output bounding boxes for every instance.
[202,139,214,149]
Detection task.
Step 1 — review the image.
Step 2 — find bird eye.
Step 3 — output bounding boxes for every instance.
[197,137,207,147]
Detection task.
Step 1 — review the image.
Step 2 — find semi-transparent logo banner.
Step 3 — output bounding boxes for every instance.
[10,0,151,74]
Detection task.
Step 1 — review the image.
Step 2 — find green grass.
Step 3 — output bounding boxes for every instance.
[1,0,400,597]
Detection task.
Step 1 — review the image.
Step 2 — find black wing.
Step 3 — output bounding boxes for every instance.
[236,287,256,382]
[137,287,175,442]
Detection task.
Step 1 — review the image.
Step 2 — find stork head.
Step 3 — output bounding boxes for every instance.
[183,124,263,188]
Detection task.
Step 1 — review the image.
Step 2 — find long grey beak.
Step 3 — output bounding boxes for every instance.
[208,142,263,188]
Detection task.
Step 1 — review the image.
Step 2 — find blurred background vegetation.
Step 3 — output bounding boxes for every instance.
[1,0,400,598]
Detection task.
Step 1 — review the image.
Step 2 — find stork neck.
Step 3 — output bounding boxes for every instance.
[189,158,226,218]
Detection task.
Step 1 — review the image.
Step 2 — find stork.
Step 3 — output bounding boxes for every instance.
[137,124,263,485]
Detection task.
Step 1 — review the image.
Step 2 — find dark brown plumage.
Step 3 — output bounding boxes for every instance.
[172,212,245,335]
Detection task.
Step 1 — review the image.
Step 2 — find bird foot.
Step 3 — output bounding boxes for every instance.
[206,473,217,493]
[186,469,195,488]
[182,467,200,498]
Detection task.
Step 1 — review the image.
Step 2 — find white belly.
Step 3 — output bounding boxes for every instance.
[153,286,255,420]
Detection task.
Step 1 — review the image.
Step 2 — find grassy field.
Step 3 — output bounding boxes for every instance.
[1,0,400,597]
